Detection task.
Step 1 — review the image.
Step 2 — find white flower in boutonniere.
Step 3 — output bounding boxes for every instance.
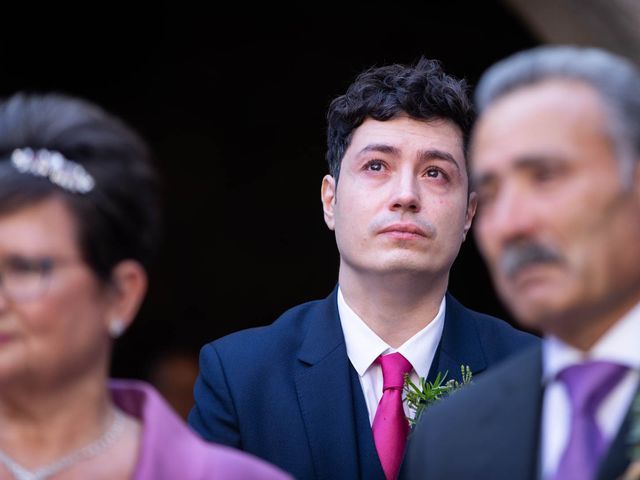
[620,390,640,480]
[403,365,473,427]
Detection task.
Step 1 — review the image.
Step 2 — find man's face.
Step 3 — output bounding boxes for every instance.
[321,115,475,282]
[472,80,640,340]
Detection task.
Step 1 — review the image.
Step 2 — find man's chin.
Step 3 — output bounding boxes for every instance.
[498,268,566,305]
[369,264,452,284]
[375,255,441,272]
[343,252,451,278]
[504,294,569,331]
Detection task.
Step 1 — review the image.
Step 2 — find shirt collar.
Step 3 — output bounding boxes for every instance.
[337,286,446,378]
[542,300,640,383]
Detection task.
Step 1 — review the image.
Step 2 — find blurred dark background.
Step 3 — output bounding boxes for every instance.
[1,2,542,378]
[0,0,538,378]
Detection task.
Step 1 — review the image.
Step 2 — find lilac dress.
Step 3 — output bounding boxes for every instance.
[110,379,291,480]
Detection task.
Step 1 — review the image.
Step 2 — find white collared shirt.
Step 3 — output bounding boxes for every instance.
[337,286,446,425]
[539,303,640,480]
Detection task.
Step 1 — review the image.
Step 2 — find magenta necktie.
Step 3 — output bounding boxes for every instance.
[372,353,413,480]
[553,361,628,480]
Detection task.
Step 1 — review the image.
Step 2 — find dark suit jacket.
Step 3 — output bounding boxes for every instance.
[403,344,639,480]
[189,288,538,480]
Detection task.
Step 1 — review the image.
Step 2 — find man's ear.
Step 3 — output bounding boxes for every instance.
[321,174,336,231]
[105,260,148,337]
[463,191,478,241]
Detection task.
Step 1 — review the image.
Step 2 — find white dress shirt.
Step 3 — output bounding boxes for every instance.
[539,303,640,480]
[337,286,446,425]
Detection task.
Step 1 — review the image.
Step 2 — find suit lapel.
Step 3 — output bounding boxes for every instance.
[427,294,488,382]
[294,289,361,480]
[597,380,640,480]
[476,347,544,480]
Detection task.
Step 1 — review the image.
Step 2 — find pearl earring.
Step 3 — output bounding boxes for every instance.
[108,320,126,338]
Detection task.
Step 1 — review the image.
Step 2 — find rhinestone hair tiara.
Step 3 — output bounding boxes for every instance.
[10,148,95,194]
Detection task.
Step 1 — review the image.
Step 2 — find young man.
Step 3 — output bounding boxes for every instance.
[404,46,640,480]
[190,57,537,480]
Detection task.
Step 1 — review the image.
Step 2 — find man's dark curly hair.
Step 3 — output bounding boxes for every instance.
[326,57,474,183]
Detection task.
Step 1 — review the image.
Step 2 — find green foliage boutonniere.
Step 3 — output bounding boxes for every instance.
[403,365,473,427]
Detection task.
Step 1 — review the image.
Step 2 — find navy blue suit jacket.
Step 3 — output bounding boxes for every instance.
[403,344,639,480]
[189,288,538,480]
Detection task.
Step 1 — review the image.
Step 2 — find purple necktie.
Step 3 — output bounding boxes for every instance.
[553,361,628,480]
[372,353,413,480]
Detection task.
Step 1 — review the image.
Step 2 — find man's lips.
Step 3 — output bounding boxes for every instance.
[378,223,428,238]
[503,262,558,287]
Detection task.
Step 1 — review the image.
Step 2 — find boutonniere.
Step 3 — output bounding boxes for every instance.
[620,390,640,480]
[403,365,473,427]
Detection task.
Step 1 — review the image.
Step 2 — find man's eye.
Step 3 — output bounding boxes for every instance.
[533,168,557,182]
[364,160,385,172]
[426,168,446,179]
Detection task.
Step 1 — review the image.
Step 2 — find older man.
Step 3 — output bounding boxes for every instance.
[404,46,640,480]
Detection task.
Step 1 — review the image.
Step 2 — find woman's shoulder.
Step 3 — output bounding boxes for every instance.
[109,379,291,480]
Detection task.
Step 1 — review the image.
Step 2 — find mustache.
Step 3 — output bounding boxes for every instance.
[500,241,564,280]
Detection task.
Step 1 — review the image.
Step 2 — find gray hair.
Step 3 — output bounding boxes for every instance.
[475,45,640,180]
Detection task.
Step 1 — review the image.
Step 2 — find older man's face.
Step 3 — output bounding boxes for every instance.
[471,80,640,345]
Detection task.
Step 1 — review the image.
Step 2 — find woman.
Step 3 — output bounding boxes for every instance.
[0,93,289,479]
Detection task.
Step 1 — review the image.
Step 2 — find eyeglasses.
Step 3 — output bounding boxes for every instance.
[0,255,82,302]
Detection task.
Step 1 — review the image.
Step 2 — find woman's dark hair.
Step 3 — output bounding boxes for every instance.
[326,57,474,182]
[0,92,161,280]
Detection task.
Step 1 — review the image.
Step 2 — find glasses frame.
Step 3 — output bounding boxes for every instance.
[0,255,84,303]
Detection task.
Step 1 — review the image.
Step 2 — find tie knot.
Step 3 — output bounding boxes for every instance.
[557,361,627,414]
[377,353,412,390]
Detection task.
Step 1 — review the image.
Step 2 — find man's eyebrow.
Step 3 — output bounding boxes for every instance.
[357,144,400,156]
[471,155,567,189]
[356,144,463,177]
[513,154,568,168]
[419,149,461,171]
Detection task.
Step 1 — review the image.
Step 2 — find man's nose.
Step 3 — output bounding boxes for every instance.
[389,170,421,213]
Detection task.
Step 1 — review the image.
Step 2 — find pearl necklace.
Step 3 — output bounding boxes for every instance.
[0,408,126,480]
